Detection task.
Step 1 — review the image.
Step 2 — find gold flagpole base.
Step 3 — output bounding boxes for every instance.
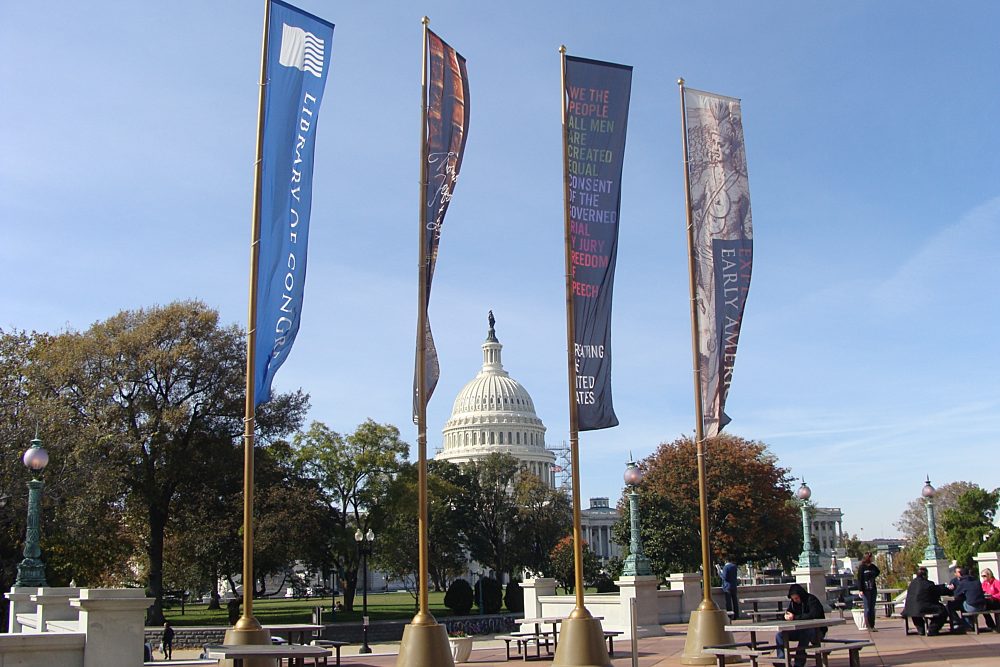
[223,622,272,667]
[680,606,734,665]
[552,614,612,667]
[395,620,454,667]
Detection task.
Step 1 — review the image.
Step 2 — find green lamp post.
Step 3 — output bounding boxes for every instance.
[15,435,49,587]
[796,479,820,569]
[621,460,652,577]
[922,477,946,560]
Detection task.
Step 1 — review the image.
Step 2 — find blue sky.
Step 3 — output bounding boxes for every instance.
[2,1,998,540]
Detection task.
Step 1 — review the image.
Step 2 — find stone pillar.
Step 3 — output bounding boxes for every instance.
[32,586,81,631]
[793,567,830,610]
[5,586,36,633]
[974,552,1000,577]
[615,575,664,638]
[72,588,154,667]
[667,572,702,619]
[521,577,556,619]
[920,558,952,586]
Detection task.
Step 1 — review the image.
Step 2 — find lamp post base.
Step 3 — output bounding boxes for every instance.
[395,620,454,667]
[552,614,611,667]
[680,606,733,665]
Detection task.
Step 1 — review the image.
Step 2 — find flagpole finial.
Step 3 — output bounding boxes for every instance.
[421,16,429,26]
[677,77,685,87]
[559,45,566,54]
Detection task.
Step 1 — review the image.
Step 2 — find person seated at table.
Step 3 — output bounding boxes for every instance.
[902,567,948,636]
[980,569,1000,630]
[775,583,826,667]
[946,566,988,632]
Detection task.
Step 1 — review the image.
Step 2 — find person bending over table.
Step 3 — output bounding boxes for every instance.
[775,584,827,667]
[946,566,988,633]
[902,567,948,636]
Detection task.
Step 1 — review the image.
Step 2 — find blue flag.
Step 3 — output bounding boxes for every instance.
[254,0,334,407]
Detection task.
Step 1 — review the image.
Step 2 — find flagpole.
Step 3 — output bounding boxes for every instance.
[553,45,611,667]
[396,15,454,667]
[225,0,272,650]
[677,77,733,666]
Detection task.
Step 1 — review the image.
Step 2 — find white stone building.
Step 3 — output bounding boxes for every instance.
[435,314,556,486]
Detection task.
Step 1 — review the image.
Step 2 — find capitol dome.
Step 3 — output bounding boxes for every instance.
[436,313,556,487]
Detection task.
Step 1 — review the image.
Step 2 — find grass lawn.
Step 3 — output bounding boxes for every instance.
[163,591,449,626]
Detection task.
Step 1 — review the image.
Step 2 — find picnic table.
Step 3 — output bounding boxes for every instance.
[263,623,325,645]
[739,595,788,620]
[704,618,868,667]
[850,588,903,617]
[203,642,331,667]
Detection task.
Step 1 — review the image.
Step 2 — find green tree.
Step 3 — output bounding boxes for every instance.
[465,453,522,580]
[940,487,1000,571]
[377,459,471,595]
[512,472,572,577]
[26,302,308,623]
[843,533,875,560]
[548,536,600,594]
[613,433,801,577]
[293,419,408,611]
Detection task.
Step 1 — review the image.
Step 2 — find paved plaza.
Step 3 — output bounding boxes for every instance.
[168,616,1000,666]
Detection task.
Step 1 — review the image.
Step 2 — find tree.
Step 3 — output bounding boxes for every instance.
[464,453,522,580]
[613,433,801,577]
[293,419,408,611]
[940,487,1000,571]
[26,302,308,623]
[512,473,572,577]
[377,460,471,595]
[548,536,600,594]
[895,480,978,547]
[843,533,875,560]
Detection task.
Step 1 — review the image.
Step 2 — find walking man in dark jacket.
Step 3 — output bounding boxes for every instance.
[902,567,948,635]
[721,556,741,620]
[775,583,826,667]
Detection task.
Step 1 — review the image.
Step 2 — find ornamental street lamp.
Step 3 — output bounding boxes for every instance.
[621,460,652,576]
[15,435,49,588]
[922,476,946,560]
[354,528,374,654]
[796,479,820,569]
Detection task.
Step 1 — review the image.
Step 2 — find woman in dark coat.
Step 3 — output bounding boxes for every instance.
[857,552,881,630]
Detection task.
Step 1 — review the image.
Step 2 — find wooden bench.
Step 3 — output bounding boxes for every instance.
[902,612,945,635]
[802,639,873,667]
[959,609,998,634]
[309,639,350,665]
[702,643,775,666]
[495,631,555,661]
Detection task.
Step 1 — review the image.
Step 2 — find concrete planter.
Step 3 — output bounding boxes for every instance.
[449,636,473,663]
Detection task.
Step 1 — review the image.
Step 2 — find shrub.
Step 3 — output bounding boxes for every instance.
[475,577,503,614]
[444,578,474,615]
[592,574,619,593]
[504,579,524,612]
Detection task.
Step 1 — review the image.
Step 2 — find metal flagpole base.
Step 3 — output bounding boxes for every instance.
[223,622,272,667]
[552,614,612,667]
[395,619,454,667]
[680,606,734,665]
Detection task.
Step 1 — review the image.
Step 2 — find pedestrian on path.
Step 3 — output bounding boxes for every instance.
[857,552,880,631]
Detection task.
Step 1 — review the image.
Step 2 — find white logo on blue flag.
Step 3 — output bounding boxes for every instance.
[279,23,326,77]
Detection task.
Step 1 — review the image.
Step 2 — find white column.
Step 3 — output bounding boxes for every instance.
[5,586,36,633]
[793,566,830,610]
[521,577,557,619]
[615,575,664,638]
[974,552,1000,577]
[667,572,702,620]
[72,588,154,667]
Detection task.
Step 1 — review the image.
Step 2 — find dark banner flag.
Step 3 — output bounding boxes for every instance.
[253,0,334,406]
[413,29,470,420]
[563,55,632,431]
[682,87,753,437]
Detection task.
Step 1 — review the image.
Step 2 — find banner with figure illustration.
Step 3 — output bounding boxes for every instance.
[254,0,335,406]
[563,55,632,431]
[413,29,471,420]
[682,86,753,437]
